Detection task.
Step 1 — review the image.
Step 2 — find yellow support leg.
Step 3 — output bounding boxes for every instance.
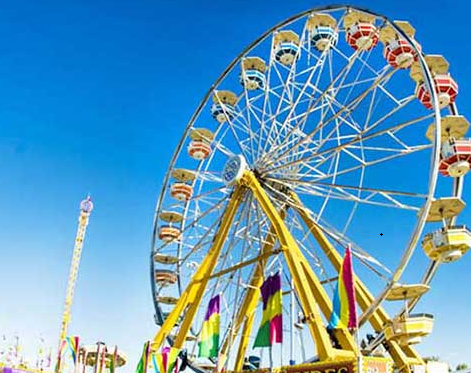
[231,209,286,372]
[240,171,357,361]
[151,185,246,351]
[291,193,423,372]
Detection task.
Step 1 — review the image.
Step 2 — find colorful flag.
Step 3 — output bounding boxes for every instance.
[198,295,220,358]
[135,342,151,373]
[152,347,180,373]
[66,336,80,364]
[55,336,80,373]
[328,245,358,330]
[253,272,283,347]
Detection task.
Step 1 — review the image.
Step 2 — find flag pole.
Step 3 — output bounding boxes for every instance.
[110,346,118,373]
[98,345,106,373]
[289,278,294,366]
[269,346,273,373]
[93,343,104,373]
[73,342,79,373]
[279,265,283,369]
[81,349,88,373]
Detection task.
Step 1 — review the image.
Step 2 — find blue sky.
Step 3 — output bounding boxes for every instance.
[0,0,470,370]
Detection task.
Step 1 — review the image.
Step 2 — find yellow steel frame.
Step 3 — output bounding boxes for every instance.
[152,171,358,359]
[152,184,246,350]
[59,206,92,344]
[151,170,424,371]
[226,208,286,372]
[291,192,423,373]
[239,171,356,361]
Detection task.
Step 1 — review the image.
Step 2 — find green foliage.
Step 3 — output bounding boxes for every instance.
[456,364,469,371]
[424,356,440,362]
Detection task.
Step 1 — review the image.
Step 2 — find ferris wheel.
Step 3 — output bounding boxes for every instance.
[149,5,471,373]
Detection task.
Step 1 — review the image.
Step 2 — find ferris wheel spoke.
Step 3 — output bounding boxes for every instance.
[314,218,394,283]
[154,194,229,254]
[292,182,422,211]
[271,63,394,165]
[258,44,367,164]
[256,41,278,160]
[261,66,296,155]
[262,109,433,176]
[261,64,396,170]
[261,50,330,157]
[267,177,427,198]
[295,81,362,133]
[260,54,301,156]
[321,144,430,180]
[163,185,228,211]
[262,93,418,170]
[239,80,262,162]
[288,211,336,291]
[212,95,255,162]
[232,194,261,318]
[226,120,253,162]
[197,171,225,183]
[289,199,394,282]
[210,193,254,280]
[259,20,322,157]
[303,68,404,153]
[210,196,273,276]
[334,48,378,110]
[329,18,387,78]
[267,190,394,285]
[280,142,431,189]
[179,191,252,267]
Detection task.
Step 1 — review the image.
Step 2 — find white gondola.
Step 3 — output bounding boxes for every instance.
[188,128,214,160]
[170,169,196,201]
[210,90,237,123]
[273,30,300,66]
[240,57,267,90]
[410,55,458,109]
[307,13,338,51]
[154,269,178,286]
[380,21,418,69]
[344,11,378,51]
[158,226,181,242]
[439,138,471,177]
[422,226,471,262]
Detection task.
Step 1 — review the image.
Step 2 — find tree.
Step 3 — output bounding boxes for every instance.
[424,357,440,363]
[456,364,469,371]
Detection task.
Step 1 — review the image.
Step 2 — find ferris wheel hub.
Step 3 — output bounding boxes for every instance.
[222,155,247,185]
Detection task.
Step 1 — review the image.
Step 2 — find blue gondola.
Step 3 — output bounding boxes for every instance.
[311,26,338,51]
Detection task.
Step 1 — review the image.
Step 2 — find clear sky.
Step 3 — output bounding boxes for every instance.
[0,0,470,371]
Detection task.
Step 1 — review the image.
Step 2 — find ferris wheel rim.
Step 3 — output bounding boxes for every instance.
[148,3,452,362]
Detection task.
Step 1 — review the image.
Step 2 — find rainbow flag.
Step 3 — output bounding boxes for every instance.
[55,336,80,373]
[253,272,283,347]
[329,245,358,330]
[198,295,220,358]
[152,347,180,373]
[65,336,79,364]
[135,342,151,373]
